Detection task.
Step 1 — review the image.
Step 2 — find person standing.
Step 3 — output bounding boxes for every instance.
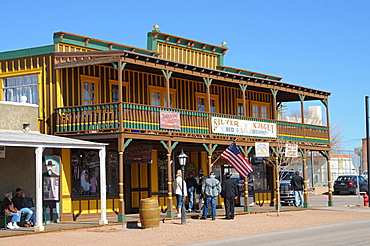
[185,172,197,212]
[195,169,207,213]
[173,169,187,217]
[200,172,221,220]
[290,171,304,207]
[221,173,239,220]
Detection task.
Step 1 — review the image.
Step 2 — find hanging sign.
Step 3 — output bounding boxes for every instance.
[160,111,181,130]
[255,142,269,157]
[285,143,298,157]
[124,145,152,164]
[211,117,276,138]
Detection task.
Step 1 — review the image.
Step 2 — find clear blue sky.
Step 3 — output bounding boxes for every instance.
[2,0,369,150]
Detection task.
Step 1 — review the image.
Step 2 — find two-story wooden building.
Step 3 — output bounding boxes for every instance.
[0,25,331,222]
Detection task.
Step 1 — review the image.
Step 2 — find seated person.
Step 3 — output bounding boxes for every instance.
[13,188,36,227]
[1,192,21,229]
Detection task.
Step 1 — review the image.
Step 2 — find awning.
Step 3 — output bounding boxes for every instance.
[0,130,108,231]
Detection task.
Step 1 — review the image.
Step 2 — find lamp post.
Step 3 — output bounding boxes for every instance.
[178,149,188,225]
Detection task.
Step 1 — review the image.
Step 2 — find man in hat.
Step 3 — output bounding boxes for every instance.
[185,172,197,212]
[194,169,207,213]
[13,188,36,226]
[221,173,239,220]
[200,172,221,220]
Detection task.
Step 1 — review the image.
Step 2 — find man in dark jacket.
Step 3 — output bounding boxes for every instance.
[290,171,304,207]
[13,188,36,226]
[221,173,239,220]
[185,172,197,212]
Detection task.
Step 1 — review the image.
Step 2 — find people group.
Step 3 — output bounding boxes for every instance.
[1,188,36,229]
[174,168,242,221]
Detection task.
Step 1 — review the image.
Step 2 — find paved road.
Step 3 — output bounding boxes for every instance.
[309,194,365,207]
[180,218,370,246]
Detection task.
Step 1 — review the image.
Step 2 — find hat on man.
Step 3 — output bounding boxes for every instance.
[198,169,203,173]
[16,188,22,192]
[209,172,215,177]
[224,172,231,177]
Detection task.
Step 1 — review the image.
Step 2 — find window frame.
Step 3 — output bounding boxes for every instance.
[80,75,100,105]
[148,86,177,108]
[109,79,129,103]
[250,101,270,119]
[195,92,219,113]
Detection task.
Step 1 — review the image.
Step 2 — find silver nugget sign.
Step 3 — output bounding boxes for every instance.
[212,117,277,138]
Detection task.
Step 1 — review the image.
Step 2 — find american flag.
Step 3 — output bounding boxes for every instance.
[221,142,253,178]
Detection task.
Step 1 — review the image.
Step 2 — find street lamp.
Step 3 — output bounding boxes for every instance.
[178,149,188,225]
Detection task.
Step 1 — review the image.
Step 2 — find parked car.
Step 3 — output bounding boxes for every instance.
[279,171,295,205]
[333,175,368,195]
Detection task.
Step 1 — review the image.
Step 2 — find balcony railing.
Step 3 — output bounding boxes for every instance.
[55,102,329,145]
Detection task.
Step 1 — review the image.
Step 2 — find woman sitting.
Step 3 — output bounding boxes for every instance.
[2,192,21,229]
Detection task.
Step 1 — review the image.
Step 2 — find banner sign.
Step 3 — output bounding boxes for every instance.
[255,142,269,157]
[124,145,152,164]
[285,143,298,157]
[160,111,180,130]
[212,117,277,138]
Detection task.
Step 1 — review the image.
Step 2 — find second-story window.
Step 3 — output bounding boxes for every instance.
[81,75,99,105]
[110,80,129,102]
[2,74,39,104]
[251,102,269,119]
[195,92,219,113]
[149,86,176,108]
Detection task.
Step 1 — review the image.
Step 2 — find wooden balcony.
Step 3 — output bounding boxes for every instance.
[55,103,329,146]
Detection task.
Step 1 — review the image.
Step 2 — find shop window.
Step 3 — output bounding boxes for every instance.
[110,80,129,102]
[149,86,176,108]
[81,75,99,105]
[158,151,169,194]
[2,74,39,104]
[70,150,118,197]
[195,93,219,113]
[251,102,269,119]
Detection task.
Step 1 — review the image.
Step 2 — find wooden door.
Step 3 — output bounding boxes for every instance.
[125,163,150,213]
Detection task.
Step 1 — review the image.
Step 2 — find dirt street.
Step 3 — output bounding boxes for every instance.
[1,209,370,246]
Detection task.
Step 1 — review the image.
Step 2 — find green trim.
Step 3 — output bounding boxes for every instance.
[161,70,173,81]
[275,204,281,210]
[299,94,305,102]
[118,215,126,223]
[112,62,127,71]
[239,84,247,93]
[147,32,226,56]
[160,141,169,152]
[124,139,133,149]
[0,45,55,60]
[328,201,334,206]
[299,149,304,156]
[202,144,210,155]
[271,147,277,156]
[202,77,213,88]
[247,146,253,154]
[211,144,218,153]
[166,210,174,218]
[244,206,250,212]
[218,67,281,81]
[239,146,246,156]
[303,203,309,208]
[171,142,179,152]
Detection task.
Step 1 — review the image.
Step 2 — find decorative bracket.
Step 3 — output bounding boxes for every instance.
[239,84,248,93]
[202,77,213,88]
[299,94,305,102]
[160,141,178,153]
[161,70,173,81]
[112,62,127,71]
[124,138,133,149]
[270,89,279,98]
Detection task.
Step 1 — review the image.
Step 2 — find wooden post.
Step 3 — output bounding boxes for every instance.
[208,143,212,174]
[118,134,126,222]
[275,156,281,210]
[167,141,174,217]
[243,146,250,212]
[327,154,334,206]
[302,149,309,208]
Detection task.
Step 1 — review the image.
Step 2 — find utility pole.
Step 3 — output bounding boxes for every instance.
[365,96,370,206]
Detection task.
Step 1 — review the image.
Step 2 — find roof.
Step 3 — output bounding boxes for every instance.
[0,130,107,149]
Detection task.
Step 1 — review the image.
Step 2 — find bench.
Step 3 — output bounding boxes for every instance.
[0,199,47,230]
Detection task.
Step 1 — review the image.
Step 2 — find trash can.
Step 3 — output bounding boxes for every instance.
[139,197,160,229]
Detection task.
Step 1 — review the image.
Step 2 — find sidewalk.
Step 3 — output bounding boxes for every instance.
[0,205,305,238]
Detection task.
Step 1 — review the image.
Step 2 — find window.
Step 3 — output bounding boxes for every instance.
[236,99,248,116]
[195,92,219,113]
[149,86,176,108]
[2,74,38,104]
[251,102,269,119]
[81,75,99,105]
[110,80,129,102]
[70,150,118,197]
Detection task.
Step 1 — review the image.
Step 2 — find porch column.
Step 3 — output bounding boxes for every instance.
[99,147,108,225]
[118,135,125,222]
[301,149,309,208]
[34,146,45,232]
[270,89,278,120]
[161,70,173,107]
[239,84,247,117]
[327,153,334,206]
[275,155,281,210]
[166,141,174,218]
[243,146,252,212]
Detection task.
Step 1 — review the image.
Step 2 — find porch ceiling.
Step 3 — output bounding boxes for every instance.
[54,51,331,101]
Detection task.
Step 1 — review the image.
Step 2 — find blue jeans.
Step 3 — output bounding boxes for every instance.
[188,190,194,211]
[294,191,303,207]
[176,194,184,209]
[10,212,21,223]
[20,207,34,223]
[202,196,216,218]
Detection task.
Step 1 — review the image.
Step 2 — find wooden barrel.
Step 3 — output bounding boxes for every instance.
[139,197,160,229]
